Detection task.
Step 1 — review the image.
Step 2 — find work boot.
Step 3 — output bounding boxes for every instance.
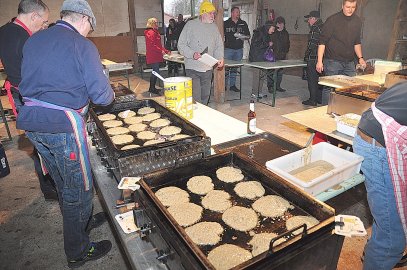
[302,99,317,106]
[230,85,240,92]
[276,88,286,92]
[67,240,112,268]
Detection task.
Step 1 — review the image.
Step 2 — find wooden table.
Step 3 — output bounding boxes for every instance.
[245,60,307,107]
[283,105,354,146]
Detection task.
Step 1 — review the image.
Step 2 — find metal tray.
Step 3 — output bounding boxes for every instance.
[138,152,336,269]
[212,132,301,166]
[89,99,211,180]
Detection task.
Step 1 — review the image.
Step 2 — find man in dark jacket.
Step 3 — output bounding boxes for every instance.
[249,21,275,98]
[224,7,250,92]
[268,16,290,92]
[316,0,366,105]
[0,0,59,201]
[303,11,323,106]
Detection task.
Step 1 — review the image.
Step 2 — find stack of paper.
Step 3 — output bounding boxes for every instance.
[198,53,218,68]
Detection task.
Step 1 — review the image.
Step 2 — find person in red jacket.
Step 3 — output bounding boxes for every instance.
[145,18,170,95]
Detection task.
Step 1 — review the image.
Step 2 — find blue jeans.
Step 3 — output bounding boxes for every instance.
[224,48,243,87]
[353,134,406,270]
[321,59,357,105]
[26,132,93,261]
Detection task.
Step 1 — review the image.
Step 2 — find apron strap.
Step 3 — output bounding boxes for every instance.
[4,81,18,117]
[23,97,92,191]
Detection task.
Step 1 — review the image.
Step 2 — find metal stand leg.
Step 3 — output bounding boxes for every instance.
[125,69,130,89]
[0,99,12,142]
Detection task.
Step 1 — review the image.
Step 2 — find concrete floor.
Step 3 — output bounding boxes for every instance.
[0,69,404,269]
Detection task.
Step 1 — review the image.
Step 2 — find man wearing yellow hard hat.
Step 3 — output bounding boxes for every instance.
[178,0,224,104]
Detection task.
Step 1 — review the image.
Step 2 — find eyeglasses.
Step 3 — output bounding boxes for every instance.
[36,12,49,27]
[88,17,94,33]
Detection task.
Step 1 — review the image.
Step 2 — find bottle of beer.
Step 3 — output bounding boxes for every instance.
[247,100,256,134]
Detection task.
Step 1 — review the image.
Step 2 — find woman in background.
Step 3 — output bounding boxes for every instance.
[165,18,179,76]
[145,18,169,95]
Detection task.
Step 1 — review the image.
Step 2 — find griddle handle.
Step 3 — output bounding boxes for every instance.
[268,223,308,254]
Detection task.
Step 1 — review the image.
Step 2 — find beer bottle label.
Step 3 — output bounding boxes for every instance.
[249,119,256,133]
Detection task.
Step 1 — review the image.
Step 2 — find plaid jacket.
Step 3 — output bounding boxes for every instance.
[304,19,323,61]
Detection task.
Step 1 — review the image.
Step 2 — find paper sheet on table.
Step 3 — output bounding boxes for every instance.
[198,53,218,68]
[115,211,139,234]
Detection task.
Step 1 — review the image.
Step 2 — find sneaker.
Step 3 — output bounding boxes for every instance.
[302,99,317,106]
[67,240,112,268]
[86,212,107,233]
[230,85,240,92]
[277,88,286,92]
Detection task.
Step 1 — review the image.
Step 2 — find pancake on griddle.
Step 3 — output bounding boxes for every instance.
[142,112,161,122]
[159,126,182,136]
[143,139,164,146]
[185,222,223,246]
[234,181,265,200]
[121,144,140,150]
[222,206,258,232]
[155,186,189,207]
[137,106,155,115]
[103,120,123,128]
[252,195,293,218]
[137,130,156,140]
[106,127,130,136]
[207,244,252,270]
[167,202,203,227]
[150,118,171,128]
[216,166,244,183]
[187,176,214,195]
[111,134,134,145]
[123,116,143,125]
[98,113,116,121]
[202,190,232,212]
[128,123,147,133]
[118,110,136,119]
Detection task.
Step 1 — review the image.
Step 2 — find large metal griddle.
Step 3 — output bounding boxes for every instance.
[136,152,339,270]
[89,99,210,180]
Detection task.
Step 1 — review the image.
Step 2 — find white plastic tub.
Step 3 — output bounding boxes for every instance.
[265,142,363,195]
[335,113,361,137]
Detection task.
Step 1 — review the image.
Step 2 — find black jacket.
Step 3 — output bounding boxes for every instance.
[304,19,323,61]
[224,18,250,49]
[270,28,290,60]
[165,25,178,50]
[249,25,271,62]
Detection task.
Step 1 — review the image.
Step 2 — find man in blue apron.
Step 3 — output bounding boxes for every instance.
[16,0,115,268]
[0,0,59,201]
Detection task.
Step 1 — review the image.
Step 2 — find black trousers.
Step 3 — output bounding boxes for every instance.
[306,59,322,103]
